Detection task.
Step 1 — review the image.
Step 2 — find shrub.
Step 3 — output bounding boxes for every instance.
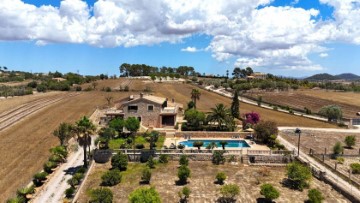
[105,87,112,92]
[177,144,185,149]
[75,86,82,91]
[6,196,26,203]
[178,165,191,184]
[254,120,278,145]
[49,154,63,163]
[193,141,204,150]
[36,84,47,92]
[33,172,48,186]
[308,189,324,203]
[216,172,226,185]
[350,163,360,174]
[27,81,38,88]
[344,135,356,148]
[179,155,189,166]
[89,188,113,203]
[16,185,35,199]
[178,186,191,203]
[336,157,344,164]
[67,177,80,187]
[260,183,280,201]
[146,156,156,169]
[333,142,343,156]
[286,162,312,190]
[65,187,75,198]
[73,172,85,181]
[43,161,58,173]
[111,152,128,171]
[159,154,169,163]
[304,107,312,115]
[212,151,225,165]
[76,167,87,174]
[128,187,161,203]
[124,85,129,91]
[273,106,278,111]
[101,169,121,186]
[219,184,240,202]
[135,144,145,149]
[141,168,152,184]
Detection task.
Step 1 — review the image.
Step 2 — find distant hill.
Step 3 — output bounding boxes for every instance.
[335,73,360,80]
[305,73,340,81]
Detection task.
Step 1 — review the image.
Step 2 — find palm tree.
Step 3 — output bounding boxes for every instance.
[190,89,201,109]
[53,122,72,146]
[207,104,233,130]
[73,116,96,168]
[219,141,228,150]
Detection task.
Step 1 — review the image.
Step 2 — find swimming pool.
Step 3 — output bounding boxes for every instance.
[179,140,250,148]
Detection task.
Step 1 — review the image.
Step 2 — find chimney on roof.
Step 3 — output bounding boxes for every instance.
[140,93,144,98]
[172,98,175,103]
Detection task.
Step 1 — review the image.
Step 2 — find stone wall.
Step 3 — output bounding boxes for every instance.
[174,131,250,138]
[124,100,162,127]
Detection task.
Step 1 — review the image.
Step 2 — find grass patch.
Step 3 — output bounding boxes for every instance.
[156,135,165,149]
[109,135,165,150]
[121,163,145,185]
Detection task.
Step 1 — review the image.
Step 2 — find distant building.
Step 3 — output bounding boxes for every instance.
[102,94,183,128]
[52,77,67,82]
[247,72,267,80]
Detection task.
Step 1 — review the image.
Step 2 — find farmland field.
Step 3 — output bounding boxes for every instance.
[0,78,340,200]
[76,161,349,202]
[244,89,360,119]
[0,91,130,201]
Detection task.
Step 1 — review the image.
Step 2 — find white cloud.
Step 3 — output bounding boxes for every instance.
[181,46,202,52]
[1,0,360,71]
[319,53,329,58]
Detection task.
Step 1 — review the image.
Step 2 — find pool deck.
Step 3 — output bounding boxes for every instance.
[164,137,269,151]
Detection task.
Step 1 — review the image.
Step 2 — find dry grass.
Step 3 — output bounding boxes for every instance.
[0,91,131,201]
[246,89,360,119]
[77,161,349,203]
[280,130,360,155]
[0,91,64,113]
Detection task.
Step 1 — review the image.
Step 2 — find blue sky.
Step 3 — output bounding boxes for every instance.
[1,0,360,77]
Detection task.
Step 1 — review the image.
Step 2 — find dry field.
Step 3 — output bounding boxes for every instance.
[280,130,360,155]
[0,91,131,201]
[0,91,64,113]
[76,161,349,203]
[280,130,360,189]
[245,90,360,119]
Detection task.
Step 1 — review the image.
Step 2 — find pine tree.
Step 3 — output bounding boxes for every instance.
[231,90,240,118]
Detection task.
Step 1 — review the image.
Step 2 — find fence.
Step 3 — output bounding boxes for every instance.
[309,148,360,190]
[111,149,294,164]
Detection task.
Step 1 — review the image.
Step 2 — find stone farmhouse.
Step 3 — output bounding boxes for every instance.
[102,93,183,128]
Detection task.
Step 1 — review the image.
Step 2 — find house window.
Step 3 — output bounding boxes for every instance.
[128,105,138,113]
[148,105,154,112]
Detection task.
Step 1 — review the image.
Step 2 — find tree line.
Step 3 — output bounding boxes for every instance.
[119,63,200,77]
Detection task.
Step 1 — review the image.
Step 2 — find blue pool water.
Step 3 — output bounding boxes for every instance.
[179,140,250,148]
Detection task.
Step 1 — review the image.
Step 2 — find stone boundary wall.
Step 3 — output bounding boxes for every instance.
[174,131,250,138]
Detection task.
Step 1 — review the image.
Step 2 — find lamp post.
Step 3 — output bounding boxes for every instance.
[295,128,301,157]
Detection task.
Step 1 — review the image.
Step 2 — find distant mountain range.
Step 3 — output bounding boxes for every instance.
[305,73,360,81]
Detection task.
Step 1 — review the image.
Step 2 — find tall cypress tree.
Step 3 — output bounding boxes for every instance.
[231,89,240,119]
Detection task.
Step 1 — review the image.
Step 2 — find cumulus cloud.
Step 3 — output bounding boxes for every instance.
[181,46,202,52]
[0,0,360,71]
[319,53,329,58]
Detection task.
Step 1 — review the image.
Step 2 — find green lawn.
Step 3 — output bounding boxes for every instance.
[109,135,165,150]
